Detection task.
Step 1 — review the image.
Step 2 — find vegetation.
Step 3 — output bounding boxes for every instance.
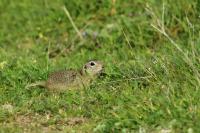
[0,0,200,132]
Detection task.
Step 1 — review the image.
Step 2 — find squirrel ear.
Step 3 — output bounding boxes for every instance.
[81,65,87,75]
[84,65,87,69]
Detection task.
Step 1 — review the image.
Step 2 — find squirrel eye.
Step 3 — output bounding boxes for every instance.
[90,61,95,66]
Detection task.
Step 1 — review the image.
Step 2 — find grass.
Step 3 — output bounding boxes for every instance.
[0,0,200,132]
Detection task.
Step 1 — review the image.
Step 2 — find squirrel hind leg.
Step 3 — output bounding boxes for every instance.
[25,81,46,89]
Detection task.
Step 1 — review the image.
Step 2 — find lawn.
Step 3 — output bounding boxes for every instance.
[0,0,200,132]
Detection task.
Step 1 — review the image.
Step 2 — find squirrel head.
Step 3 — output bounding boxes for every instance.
[82,60,104,76]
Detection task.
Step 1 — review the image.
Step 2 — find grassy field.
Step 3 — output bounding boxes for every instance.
[0,0,200,132]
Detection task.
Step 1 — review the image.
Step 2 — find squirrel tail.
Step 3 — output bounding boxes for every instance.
[26,81,46,89]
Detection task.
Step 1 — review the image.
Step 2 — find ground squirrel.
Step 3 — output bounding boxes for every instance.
[26,60,103,92]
